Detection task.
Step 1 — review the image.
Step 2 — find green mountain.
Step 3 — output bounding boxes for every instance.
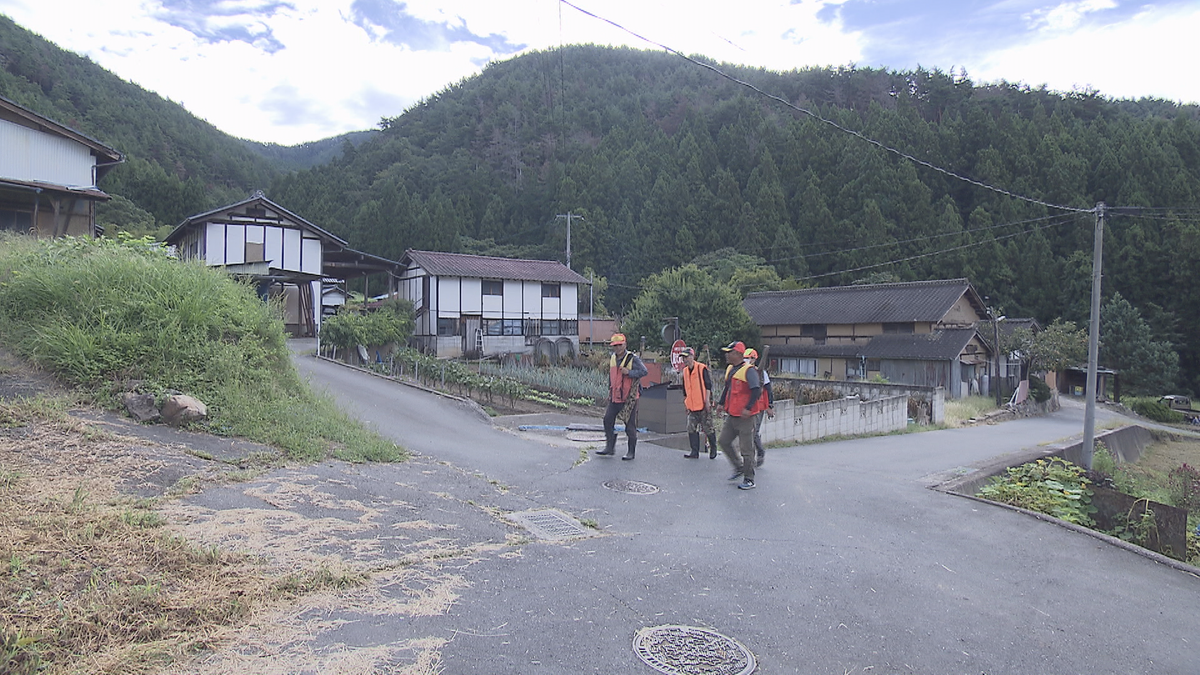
[267,45,1200,391]
[0,15,368,234]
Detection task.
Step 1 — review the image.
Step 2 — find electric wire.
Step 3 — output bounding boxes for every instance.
[765,212,1077,264]
[796,215,1079,282]
[558,0,1094,216]
[603,211,1084,290]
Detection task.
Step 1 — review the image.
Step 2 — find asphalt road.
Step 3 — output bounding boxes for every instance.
[277,348,1200,675]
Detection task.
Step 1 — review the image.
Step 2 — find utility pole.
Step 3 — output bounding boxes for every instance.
[991,310,1006,406]
[1081,202,1106,470]
[555,212,583,269]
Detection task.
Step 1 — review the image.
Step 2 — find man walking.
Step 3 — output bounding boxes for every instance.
[716,341,762,490]
[676,347,717,459]
[744,348,774,467]
[597,333,648,461]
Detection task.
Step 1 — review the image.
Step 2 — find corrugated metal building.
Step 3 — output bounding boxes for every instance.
[0,95,123,237]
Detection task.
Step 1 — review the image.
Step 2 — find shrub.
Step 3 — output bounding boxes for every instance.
[1130,398,1185,423]
[1166,463,1200,512]
[320,298,414,351]
[798,385,840,405]
[1028,374,1052,402]
[977,457,1095,526]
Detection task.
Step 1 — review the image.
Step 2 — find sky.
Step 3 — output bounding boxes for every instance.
[1,0,1198,146]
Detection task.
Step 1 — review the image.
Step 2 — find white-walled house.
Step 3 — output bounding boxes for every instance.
[398,249,590,359]
[166,193,392,337]
[0,95,123,237]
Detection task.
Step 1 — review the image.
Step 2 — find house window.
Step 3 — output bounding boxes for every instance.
[485,319,522,336]
[866,359,881,372]
[846,359,865,379]
[482,280,504,296]
[779,358,818,376]
[541,283,561,298]
[542,320,560,336]
[0,208,32,232]
[882,322,914,334]
[437,318,458,337]
[801,325,826,344]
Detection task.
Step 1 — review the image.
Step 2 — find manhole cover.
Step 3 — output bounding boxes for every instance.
[633,625,755,675]
[505,509,592,540]
[602,479,660,494]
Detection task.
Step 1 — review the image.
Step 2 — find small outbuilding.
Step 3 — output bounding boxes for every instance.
[0,95,123,237]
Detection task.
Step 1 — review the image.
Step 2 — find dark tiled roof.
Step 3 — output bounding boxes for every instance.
[745,279,984,325]
[769,328,983,361]
[402,249,589,284]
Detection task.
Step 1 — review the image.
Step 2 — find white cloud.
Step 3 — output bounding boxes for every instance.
[1024,0,1117,32]
[1,0,1196,143]
[975,3,1200,104]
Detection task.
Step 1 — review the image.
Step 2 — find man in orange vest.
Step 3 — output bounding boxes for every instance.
[717,341,762,490]
[677,347,717,459]
[597,333,648,460]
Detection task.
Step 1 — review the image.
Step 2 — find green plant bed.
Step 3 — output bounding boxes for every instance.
[977,450,1198,564]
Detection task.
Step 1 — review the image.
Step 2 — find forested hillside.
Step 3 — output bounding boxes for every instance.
[0,16,365,235]
[4,17,1200,394]
[269,45,1200,392]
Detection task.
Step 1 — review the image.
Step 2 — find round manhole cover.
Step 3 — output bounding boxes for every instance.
[633,625,755,675]
[602,479,660,494]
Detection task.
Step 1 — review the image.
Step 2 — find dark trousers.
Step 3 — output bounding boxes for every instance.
[603,399,638,453]
[719,413,758,482]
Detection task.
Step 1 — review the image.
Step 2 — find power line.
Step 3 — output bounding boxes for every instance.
[796,215,1081,282]
[606,212,1081,291]
[764,212,1077,265]
[557,0,1093,216]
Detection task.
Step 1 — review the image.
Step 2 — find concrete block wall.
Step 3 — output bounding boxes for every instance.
[759,394,910,445]
[769,376,945,425]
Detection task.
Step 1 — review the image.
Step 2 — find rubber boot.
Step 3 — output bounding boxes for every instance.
[622,437,636,461]
[707,433,718,459]
[684,432,700,459]
[596,436,615,456]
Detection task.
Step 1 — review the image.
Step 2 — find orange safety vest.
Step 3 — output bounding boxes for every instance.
[749,369,770,414]
[609,352,638,403]
[681,362,711,412]
[722,363,756,416]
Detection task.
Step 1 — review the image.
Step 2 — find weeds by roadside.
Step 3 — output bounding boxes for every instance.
[0,400,301,675]
[944,396,1001,426]
[0,233,403,463]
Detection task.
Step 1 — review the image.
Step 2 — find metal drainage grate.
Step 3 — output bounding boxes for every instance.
[506,509,592,540]
[602,479,660,495]
[633,625,756,675]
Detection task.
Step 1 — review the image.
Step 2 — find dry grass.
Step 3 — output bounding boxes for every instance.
[943,395,1001,426]
[0,400,419,674]
[0,398,516,675]
[0,400,288,675]
[0,398,271,667]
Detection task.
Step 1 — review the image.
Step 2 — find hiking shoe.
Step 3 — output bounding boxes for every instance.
[738,479,756,490]
[728,470,743,481]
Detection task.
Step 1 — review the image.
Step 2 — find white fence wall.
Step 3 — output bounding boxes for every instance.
[758,394,911,445]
